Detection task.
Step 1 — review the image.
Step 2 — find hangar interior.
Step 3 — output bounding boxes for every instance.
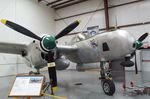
[0,0,150,99]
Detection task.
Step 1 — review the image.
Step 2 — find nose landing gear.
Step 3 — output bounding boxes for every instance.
[99,61,115,96]
[102,79,115,96]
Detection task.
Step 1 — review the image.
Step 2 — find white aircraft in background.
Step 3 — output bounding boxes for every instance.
[0,19,148,96]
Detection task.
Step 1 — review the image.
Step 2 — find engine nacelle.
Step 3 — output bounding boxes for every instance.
[25,41,47,69]
[55,57,70,70]
[25,41,70,70]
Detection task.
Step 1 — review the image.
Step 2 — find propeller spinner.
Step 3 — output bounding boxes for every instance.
[1,19,80,92]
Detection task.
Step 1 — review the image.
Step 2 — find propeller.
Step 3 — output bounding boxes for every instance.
[0,19,80,51]
[138,33,149,42]
[1,19,80,93]
[131,33,149,74]
[55,20,80,39]
[134,51,138,74]
[1,19,42,41]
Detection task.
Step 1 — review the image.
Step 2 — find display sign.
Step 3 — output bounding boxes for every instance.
[9,75,44,97]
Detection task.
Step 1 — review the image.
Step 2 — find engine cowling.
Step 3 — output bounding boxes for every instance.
[55,57,70,70]
[25,41,47,69]
[25,41,70,70]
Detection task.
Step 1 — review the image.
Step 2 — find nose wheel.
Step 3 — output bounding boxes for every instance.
[102,79,115,96]
[99,62,115,96]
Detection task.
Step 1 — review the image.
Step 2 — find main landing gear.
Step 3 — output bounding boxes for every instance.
[99,61,115,96]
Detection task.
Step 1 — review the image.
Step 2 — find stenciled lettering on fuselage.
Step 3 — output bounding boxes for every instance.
[90,39,98,48]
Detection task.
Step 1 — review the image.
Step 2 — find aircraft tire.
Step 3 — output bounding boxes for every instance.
[102,79,115,96]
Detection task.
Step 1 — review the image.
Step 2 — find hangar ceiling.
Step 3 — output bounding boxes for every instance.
[38,0,88,10]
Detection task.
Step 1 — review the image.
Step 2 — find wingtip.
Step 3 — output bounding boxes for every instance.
[1,19,7,24]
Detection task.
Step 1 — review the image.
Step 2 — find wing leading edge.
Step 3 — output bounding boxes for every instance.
[0,42,27,55]
[57,45,78,54]
[0,42,77,57]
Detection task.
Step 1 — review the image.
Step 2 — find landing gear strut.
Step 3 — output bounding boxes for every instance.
[99,61,115,96]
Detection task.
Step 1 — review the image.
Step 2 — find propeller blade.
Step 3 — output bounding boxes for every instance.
[138,33,148,42]
[130,51,138,74]
[130,51,135,58]
[47,52,57,93]
[1,19,42,41]
[134,51,138,74]
[55,20,81,39]
[48,65,57,92]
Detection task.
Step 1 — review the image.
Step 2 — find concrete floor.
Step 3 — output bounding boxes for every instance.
[0,70,150,99]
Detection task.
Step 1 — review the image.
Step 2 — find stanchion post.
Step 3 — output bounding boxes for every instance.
[13,97,18,99]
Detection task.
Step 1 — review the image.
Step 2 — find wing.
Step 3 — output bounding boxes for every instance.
[0,42,28,55]
[57,45,78,54]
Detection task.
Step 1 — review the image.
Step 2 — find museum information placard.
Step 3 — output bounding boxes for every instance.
[9,75,44,96]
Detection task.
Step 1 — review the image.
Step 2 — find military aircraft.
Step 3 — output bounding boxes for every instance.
[0,19,149,96]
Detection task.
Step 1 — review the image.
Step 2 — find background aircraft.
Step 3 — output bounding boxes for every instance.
[0,19,148,96]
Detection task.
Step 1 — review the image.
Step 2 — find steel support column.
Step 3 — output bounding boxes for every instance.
[104,0,109,30]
